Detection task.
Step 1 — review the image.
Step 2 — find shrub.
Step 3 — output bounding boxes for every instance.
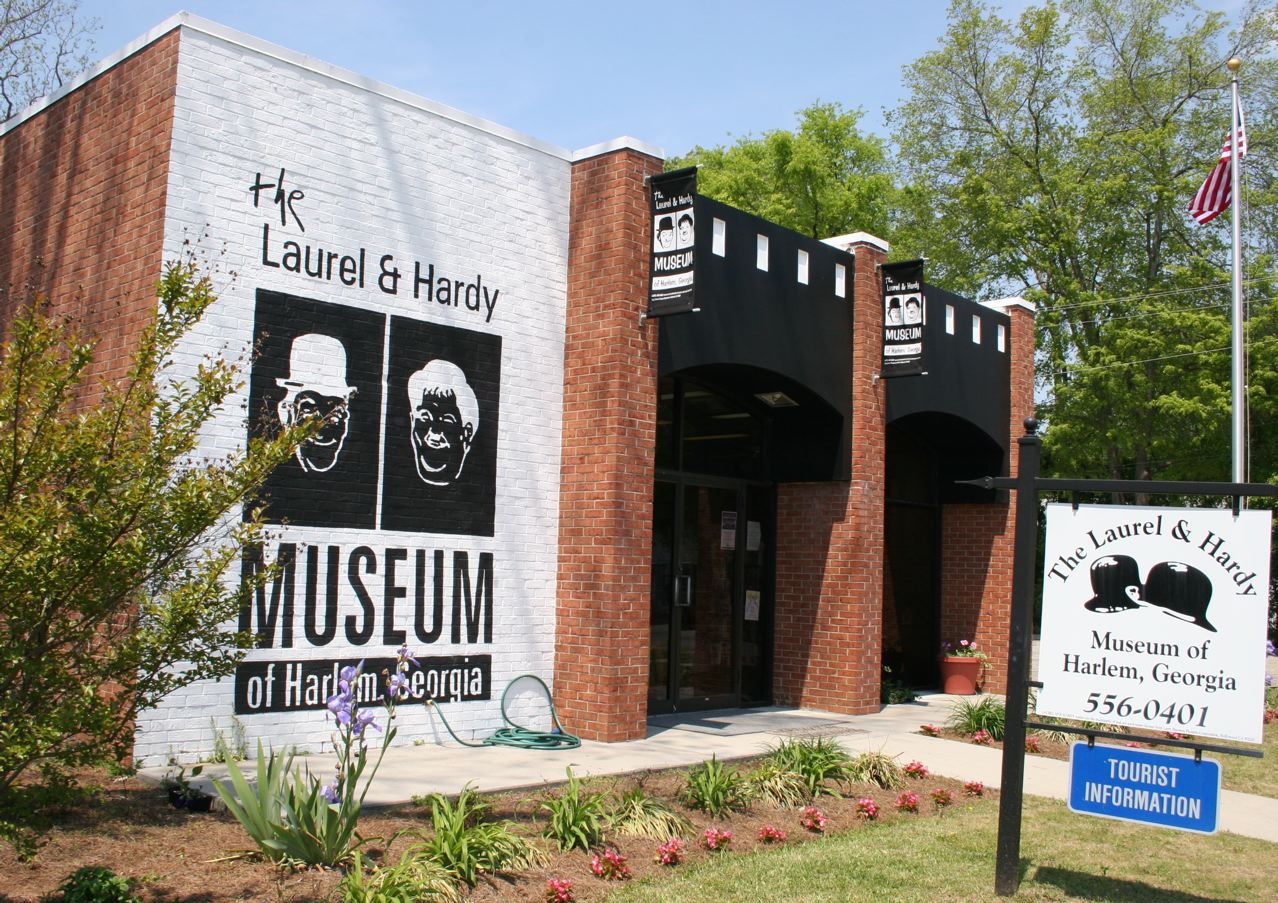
[339,850,460,903]
[746,761,810,807]
[541,768,607,851]
[854,798,879,820]
[964,781,985,797]
[56,867,140,903]
[0,264,310,855]
[932,788,955,809]
[896,791,920,813]
[417,785,544,886]
[763,739,852,798]
[682,757,752,818]
[947,696,1006,740]
[608,786,693,839]
[846,751,904,790]
[904,760,929,779]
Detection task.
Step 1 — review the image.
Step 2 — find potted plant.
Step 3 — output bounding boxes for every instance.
[938,640,987,695]
[161,762,213,811]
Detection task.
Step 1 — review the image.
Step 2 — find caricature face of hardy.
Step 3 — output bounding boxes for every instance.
[408,360,478,486]
[276,333,355,474]
[677,214,693,246]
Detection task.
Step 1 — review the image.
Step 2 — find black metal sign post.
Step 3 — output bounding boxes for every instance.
[993,420,1041,895]
[980,419,1278,896]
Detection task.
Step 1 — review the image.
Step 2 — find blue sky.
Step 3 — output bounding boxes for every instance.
[82,1,1245,156]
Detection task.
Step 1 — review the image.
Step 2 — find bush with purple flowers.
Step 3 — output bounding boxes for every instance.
[214,647,417,866]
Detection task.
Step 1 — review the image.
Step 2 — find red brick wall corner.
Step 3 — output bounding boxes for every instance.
[554,147,663,742]
[0,31,180,383]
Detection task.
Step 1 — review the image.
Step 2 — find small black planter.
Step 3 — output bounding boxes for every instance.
[167,787,213,812]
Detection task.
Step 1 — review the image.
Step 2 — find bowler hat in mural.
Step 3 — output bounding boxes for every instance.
[1083,554,1143,613]
[276,333,356,397]
[1144,561,1216,632]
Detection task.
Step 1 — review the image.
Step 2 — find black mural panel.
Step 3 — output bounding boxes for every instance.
[380,317,501,536]
[247,290,386,529]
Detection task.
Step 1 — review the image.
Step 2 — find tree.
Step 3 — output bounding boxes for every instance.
[890,0,1278,486]
[1,0,97,121]
[0,264,310,855]
[669,101,896,239]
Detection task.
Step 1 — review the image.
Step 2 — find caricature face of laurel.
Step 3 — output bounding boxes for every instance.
[408,360,477,486]
[276,333,355,474]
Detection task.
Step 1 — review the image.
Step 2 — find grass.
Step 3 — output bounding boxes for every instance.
[1209,717,1278,799]
[602,795,1277,902]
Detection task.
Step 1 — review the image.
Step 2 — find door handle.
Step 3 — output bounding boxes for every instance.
[675,574,693,607]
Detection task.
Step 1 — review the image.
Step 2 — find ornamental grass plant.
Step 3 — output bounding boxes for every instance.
[682,757,752,818]
[946,695,1006,741]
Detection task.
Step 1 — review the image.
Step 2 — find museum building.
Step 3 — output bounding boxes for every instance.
[0,14,1035,761]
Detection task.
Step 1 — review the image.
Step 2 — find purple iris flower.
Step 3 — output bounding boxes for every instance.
[388,671,410,699]
[352,708,380,738]
[397,645,420,666]
[320,781,341,804]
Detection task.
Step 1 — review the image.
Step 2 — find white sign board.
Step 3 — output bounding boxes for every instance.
[1037,503,1271,744]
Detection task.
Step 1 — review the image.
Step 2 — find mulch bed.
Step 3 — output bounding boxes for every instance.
[0,759,995,902]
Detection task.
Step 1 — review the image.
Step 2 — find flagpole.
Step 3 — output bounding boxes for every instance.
[1228,57,1245,485]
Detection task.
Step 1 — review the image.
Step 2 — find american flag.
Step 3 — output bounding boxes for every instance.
[1189,101,1247,225]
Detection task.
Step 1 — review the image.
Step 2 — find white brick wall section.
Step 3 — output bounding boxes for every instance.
[136,28,570,764]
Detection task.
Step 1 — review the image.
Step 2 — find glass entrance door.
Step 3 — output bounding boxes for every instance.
[649,478,773,713]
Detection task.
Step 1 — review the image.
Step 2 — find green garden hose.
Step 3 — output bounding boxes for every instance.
[426,673,581,750]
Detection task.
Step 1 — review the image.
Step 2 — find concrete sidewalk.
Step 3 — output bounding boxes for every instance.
[172,692,1278,844]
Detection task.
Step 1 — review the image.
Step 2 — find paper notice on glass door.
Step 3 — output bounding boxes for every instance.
[720,511,737,549]
[744,590,761,621]
[747,520,761,551]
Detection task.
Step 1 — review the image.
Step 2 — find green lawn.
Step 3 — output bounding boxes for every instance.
[1217,717,1277,799]
[603,796,1276,902]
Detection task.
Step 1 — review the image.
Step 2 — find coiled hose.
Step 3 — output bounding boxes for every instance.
[426,673,581,750]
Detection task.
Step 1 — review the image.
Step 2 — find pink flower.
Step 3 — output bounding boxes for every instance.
[964,781,985,797]
[702,827,733,851]
[800,805,829,833]
[757,824,787,844]
[589,848,631,880]
[920,724,943,737]
[971,729,993,745]
[896,791,920,813]
[545,878,575,903]
[854,797,879,820]
[654,838,684,866]
[931,788,954,809]
[904,760,929,779]
[1025,735,1041,753]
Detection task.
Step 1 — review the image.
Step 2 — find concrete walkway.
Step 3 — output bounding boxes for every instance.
[173,692,1278,844]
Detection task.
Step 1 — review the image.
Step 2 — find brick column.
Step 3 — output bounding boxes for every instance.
[773,237,887,713]
[0,31,179,385]
[940,298,1036,694]
[554,145,663,741]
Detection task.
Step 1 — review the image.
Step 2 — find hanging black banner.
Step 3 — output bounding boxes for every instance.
[647,166,697,317]
[882,259,926,377]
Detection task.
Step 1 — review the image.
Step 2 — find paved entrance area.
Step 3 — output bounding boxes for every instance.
[166,692,1278,843]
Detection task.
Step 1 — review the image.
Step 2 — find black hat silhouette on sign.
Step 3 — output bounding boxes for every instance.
[1084,555,1143,613]
[1144,561,1216,632]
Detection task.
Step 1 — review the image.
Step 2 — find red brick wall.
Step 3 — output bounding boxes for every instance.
[940,303,1036,694]
[0,32,179,381]
[773,239,887,713]
[554,147,663,741]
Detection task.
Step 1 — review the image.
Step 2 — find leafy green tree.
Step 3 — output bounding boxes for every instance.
[669,101,896,239]
[890,0,1278,486]
[0,263,309,855]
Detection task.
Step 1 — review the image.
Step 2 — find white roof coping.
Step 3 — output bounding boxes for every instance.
[822,231,889,253]
[572,136,665,163]
[2,11,642,163]
[982,296,1036,315]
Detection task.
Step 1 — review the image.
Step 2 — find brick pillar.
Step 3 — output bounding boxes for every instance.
[940,299,1036,694]
[0,31,179,384]
[773,238,887,713]
[554,145,663,741]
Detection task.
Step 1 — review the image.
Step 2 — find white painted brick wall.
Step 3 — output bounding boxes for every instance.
[135,27,570,765]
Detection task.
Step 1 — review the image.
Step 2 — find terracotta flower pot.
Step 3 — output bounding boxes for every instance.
[938,655,983,695]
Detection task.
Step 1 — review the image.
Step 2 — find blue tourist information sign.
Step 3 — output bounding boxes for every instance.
[1069,742,1221,834]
